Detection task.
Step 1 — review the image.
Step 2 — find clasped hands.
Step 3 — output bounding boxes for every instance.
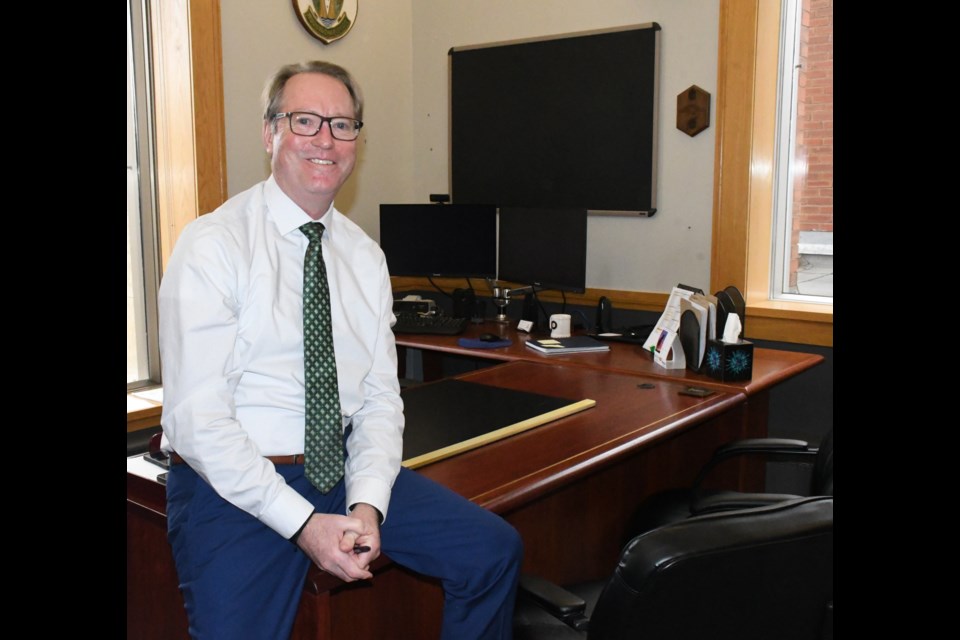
[296,502,381,582]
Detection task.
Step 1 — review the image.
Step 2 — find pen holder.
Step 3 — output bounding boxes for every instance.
[703,339,754,382]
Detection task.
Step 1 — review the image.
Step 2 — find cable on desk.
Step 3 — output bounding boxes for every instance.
[427,275,454,298]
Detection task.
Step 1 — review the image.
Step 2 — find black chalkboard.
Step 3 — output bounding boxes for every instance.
[450,23,661,216]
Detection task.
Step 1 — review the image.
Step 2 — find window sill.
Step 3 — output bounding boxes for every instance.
[745,300,833,347]
[128,387,163,432]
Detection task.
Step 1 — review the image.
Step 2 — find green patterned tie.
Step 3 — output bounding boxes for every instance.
[300,222,344,493]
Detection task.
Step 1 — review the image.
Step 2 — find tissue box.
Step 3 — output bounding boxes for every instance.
[703,339,754,382]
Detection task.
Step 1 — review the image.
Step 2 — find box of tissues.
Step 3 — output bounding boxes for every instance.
[703,338,754,382]
[703,311,752,381]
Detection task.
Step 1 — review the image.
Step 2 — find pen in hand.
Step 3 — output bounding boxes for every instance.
[353,544,371,554]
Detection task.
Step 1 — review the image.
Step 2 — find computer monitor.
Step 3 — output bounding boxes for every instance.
[497,207,588,293]
[379,203,497,279]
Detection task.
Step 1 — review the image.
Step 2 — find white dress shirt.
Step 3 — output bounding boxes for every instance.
[159,175,403,538]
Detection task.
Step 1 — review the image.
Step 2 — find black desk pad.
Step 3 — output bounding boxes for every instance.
[400,378,594,468]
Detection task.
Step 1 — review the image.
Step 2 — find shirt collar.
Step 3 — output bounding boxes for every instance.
[264,175,335,237]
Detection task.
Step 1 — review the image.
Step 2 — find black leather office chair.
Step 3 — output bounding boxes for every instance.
[513,429,834,640]
[514,495,833,640]
[626,427,833,536]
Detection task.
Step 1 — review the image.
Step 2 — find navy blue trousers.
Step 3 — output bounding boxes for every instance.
[166,463,523,639]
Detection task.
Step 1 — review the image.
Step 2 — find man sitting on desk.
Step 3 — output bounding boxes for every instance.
[158,60,523,639]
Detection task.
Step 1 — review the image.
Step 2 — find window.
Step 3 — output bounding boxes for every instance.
[771,0,833,302]
[127,0,161,389]
[711,0,832,347]
[125,0,228,410]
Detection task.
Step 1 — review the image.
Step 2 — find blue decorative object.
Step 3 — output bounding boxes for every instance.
[704,338,753,382]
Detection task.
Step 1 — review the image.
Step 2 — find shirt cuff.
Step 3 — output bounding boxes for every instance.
[289,510,315,545]
[259,483,318,539]
[345,475,393,524]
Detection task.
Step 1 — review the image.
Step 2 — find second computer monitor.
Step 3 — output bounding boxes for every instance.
[379,203,498,279]
[497,207,588,293]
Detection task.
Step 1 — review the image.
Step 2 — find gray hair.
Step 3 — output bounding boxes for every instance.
[262,61,364,130]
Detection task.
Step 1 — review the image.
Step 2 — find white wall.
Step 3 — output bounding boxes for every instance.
[220,0,719,294]
[220,2,416,236]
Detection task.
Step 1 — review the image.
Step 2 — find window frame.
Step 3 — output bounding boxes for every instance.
[127,0,227,423]
[711,0,833,347]
[128,0,162,389]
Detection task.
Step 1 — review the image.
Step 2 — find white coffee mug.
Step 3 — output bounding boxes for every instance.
[549,313,572,338]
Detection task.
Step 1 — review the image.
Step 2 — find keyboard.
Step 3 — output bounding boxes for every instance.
[392,314,468,336]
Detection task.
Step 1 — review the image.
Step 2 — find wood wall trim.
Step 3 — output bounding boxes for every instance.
[710,0,758,294]
[747,301,833,347]
[391,276,830,346]
[151,0,196,273]
[151,0,227,273]
[190,0,229,218]
[128,391,163,432]
[390,277,670,314]
[129,406,163,433]
[745,0,779,306]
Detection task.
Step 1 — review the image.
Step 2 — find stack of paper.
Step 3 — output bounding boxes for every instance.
[644,285,719,371]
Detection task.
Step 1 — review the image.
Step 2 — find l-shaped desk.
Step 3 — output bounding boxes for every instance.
[127,322,823,640]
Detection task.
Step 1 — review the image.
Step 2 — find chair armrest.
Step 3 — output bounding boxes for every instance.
[691,490,804,515]
[518,574,590,632]
[691,438,819,494]
[714,437,810,454]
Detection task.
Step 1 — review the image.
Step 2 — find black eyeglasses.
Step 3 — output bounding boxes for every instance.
[273,112,364,141]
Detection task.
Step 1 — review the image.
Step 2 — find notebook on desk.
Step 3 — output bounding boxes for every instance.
[400,378,595,469]
[525,336,610,355]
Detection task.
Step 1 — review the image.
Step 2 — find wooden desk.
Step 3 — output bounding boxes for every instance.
[127,355,801,639]
[396,322,823,490]
[395,321,823,396]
